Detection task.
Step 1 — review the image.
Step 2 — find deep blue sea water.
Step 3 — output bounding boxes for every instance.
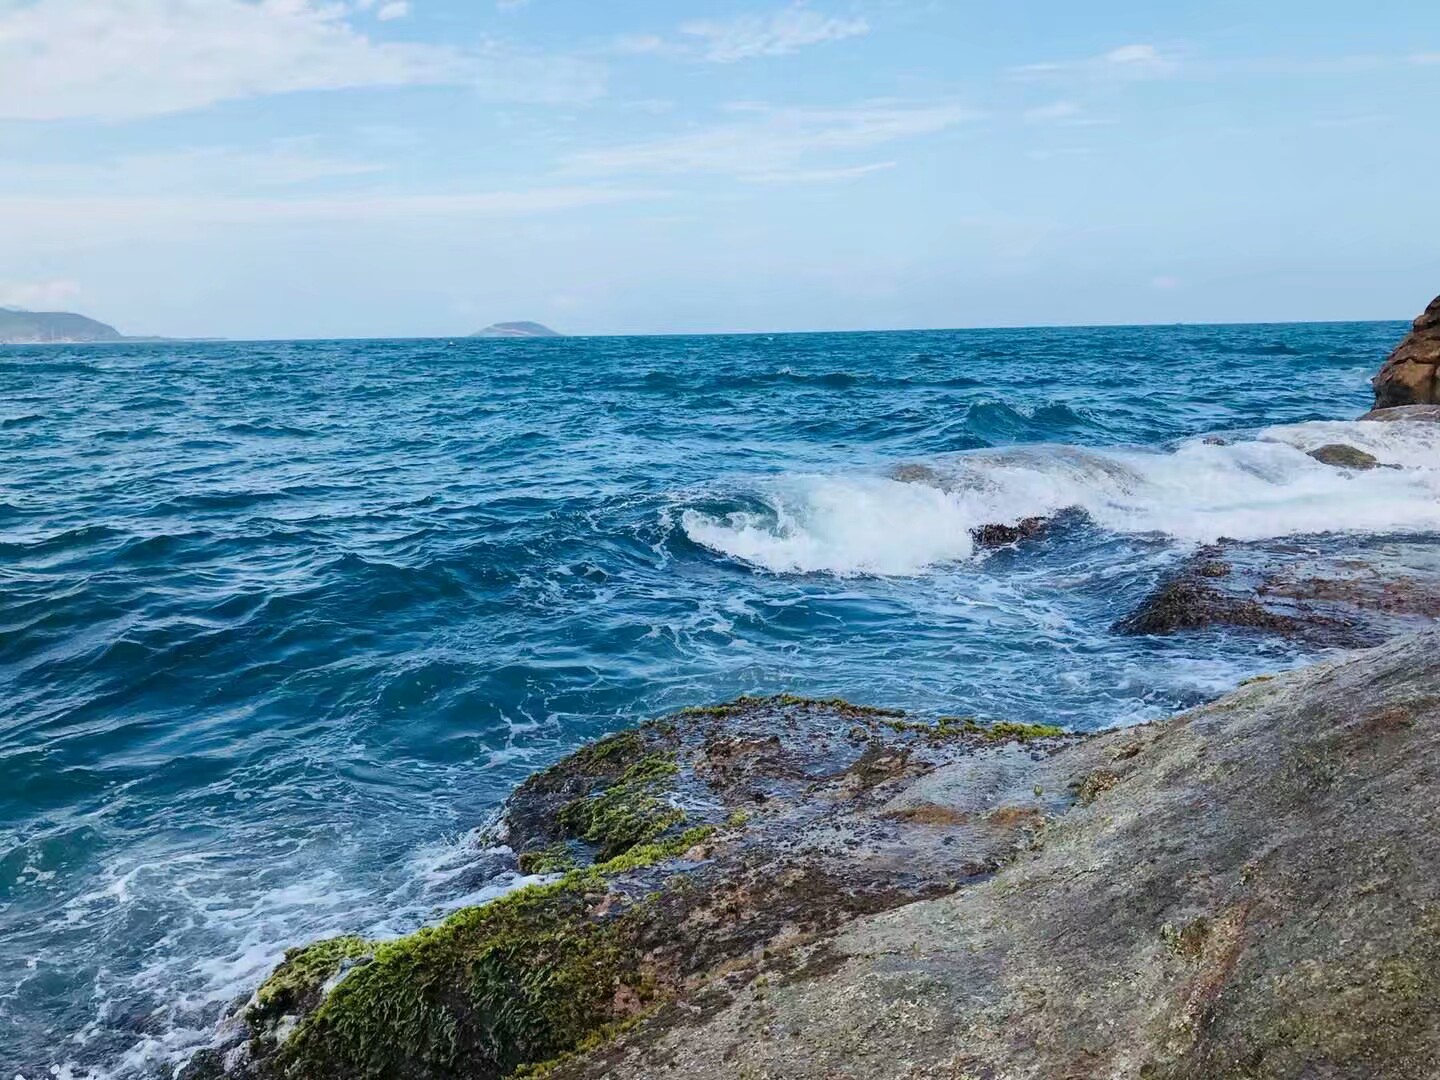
[1,321,1432,1076]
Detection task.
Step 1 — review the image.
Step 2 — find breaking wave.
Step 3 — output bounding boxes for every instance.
[682,419,1440,576]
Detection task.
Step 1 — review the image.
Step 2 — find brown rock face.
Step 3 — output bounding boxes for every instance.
[1372,294,1440,408]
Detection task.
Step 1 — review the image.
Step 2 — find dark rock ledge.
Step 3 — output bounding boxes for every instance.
[186,633,1440,1079]
[1115,538,1440,647]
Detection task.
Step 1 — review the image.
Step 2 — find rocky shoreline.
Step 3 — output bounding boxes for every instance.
[185,298,1440,1080]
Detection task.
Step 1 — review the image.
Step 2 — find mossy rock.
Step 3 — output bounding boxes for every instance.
[265,825,714,1080]
[215,694,1089,1080]
[886,716,1065,743]
[249,936,371,1030]
[271,880,633,1079]
[555,754,683,861]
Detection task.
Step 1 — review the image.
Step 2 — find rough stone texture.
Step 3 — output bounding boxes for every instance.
[1116,538,1440,647]
[558,631,1440,1080]
[1373,295,1440,409]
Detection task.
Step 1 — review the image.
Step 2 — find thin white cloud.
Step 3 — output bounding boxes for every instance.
[1013,43,1180,81]
[375,1,410,21]
[563,100,977,180]
[681,4,869,63]
[0,0,604,121]
[745,161,896,184]
[0,279,82,310]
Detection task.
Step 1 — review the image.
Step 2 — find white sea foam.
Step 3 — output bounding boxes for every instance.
[682,419,1440,576]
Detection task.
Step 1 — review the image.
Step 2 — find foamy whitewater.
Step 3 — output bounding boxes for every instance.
[683,419,1440,575]
[0,321,1422,1076]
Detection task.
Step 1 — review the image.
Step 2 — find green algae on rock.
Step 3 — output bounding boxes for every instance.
[187,694,1087,1080]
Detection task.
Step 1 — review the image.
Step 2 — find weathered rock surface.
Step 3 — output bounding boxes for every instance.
[1373,295,1440,409]
[563,630,1440,1080]
[184,700,1080,1080]
[1116,538,1440,646]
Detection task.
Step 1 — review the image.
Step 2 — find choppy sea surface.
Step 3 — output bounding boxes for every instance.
[4,322,1437,1076]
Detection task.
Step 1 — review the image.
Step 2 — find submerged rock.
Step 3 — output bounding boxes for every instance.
[1372,294,1440,409]
[1306,443,1382,470]
[567,631,1440,1080]
[1115,572,1310,638]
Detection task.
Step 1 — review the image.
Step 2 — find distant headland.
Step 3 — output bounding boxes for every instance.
[469,321,562,339]
[0,306,125,344]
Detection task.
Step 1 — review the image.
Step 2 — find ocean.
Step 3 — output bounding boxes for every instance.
[2,321,1436,1077]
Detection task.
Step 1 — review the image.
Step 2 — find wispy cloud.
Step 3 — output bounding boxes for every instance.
[0,0,605,121]
[563,100,976,181]
[1014,43,1180,81]
[609,3,868,64]
[746,161,897,184]
[681,4,870,63]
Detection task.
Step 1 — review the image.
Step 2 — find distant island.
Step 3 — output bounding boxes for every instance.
[470,321,562,339]
[0,307,124,344]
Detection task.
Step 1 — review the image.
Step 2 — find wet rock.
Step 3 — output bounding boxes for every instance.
[1372,294,1440,409]
[971,515,1051,549]
[1114,572,1310,637]
[191,699,1083,1080]
[1359,403,1440,423]
[1115,538,1440,647]
[567,631,1440,1080]
[1306,443,1382,470]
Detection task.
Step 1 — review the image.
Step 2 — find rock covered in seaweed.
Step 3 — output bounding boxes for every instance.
[184,698,1081,1080]
[1372,294,1440,409]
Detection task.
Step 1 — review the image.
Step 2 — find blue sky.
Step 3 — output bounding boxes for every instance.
[0,0,1437,338]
